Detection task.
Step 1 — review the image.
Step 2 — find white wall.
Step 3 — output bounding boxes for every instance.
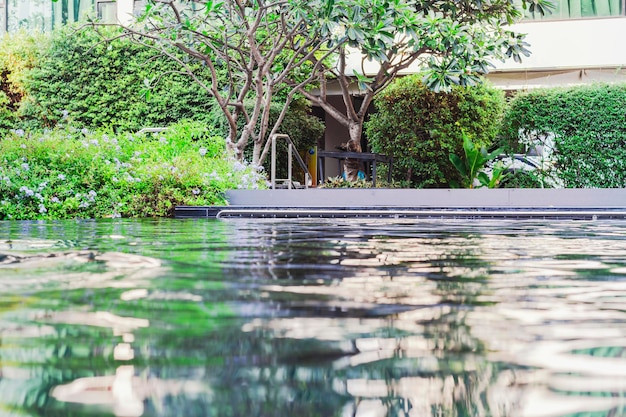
[116,0,135,25]
[344,16,626,83]
[499,17,626,71]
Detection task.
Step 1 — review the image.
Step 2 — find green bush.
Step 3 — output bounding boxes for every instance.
[365,75,505,188]
[21,25,216,131]
[500,170,544,188]
[0,121,267,220]
[500,83,626,188]
[0,31,43,133]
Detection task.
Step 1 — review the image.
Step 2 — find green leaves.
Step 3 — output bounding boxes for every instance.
[502,83,626,188]
[449,132,502,188]
[365,74,505,188]
[0,122,267,220]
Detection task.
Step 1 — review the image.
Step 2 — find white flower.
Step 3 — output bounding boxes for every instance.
[111,212,121,219]
[199,147,208,156]
[38,204,47,213]
[192,188,200,195]
[20,187,34,197]
[51,197,60,203]
[233,161,246,172]
[21,163,29,171]
[58,174,66,181]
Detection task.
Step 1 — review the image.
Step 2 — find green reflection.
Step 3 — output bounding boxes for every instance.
[1,219,626,416]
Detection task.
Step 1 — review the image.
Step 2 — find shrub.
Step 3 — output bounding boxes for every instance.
[500,83,626,188]
[365,75,505,188]
[0,120,267,220]
[20,25,216,131]
[0,31,43,133]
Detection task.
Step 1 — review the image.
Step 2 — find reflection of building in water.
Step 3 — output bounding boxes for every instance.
[49,307,208,417]
[49,310,148,417]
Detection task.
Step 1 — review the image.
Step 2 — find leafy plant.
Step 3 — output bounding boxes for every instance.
[478,161,509,188]
[319,176,373,188]
[449,133,502,188]
[366,75,505,188]
[500,83,626,188]
[0,31,43,133]
[0,120,267,220]
[21,25,216,132]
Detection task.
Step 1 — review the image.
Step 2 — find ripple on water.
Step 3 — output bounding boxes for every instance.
[1,218,626,416]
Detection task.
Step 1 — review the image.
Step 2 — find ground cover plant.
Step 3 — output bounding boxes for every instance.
[0,120,267,220]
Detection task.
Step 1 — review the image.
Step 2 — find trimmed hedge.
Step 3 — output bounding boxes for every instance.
[365,75,506,188]
[500,83,626,188]
[21,25,216,131]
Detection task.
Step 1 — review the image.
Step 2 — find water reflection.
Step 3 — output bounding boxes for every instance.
[1,219,626,416]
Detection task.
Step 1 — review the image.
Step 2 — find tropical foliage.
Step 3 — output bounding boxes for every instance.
[449,133,504,188]
[116,0,549,160]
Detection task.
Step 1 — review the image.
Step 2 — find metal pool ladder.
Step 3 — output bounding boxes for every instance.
[268,134,311,189]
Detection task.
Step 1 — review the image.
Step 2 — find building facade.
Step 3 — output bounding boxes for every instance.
[0,0,136,33]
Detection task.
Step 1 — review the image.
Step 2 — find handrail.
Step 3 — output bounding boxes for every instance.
[270,134,311,189]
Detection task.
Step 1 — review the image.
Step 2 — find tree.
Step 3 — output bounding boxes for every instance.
[107,0,550,163]
[105,0,339,164]
[294,0,552,145]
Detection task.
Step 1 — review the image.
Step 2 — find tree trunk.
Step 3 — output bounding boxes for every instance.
[252,140,262,166]
[347,121,363,147]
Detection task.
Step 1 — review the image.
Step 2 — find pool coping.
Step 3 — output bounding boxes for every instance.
[175,188,626,219]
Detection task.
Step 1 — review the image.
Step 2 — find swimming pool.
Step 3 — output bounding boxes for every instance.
[1,218,625,416]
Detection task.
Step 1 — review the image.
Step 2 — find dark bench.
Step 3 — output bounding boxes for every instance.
[317,151,393,187]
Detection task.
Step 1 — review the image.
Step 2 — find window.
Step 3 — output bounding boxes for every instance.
[523,0,624,20]
[7,0,52,31]
[96,0,115,22]
[3,0,97,32]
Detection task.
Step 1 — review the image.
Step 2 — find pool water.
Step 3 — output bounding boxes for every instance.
[1,218,626,417]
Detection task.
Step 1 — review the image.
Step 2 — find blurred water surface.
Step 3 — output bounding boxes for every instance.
[1,218,626,417]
